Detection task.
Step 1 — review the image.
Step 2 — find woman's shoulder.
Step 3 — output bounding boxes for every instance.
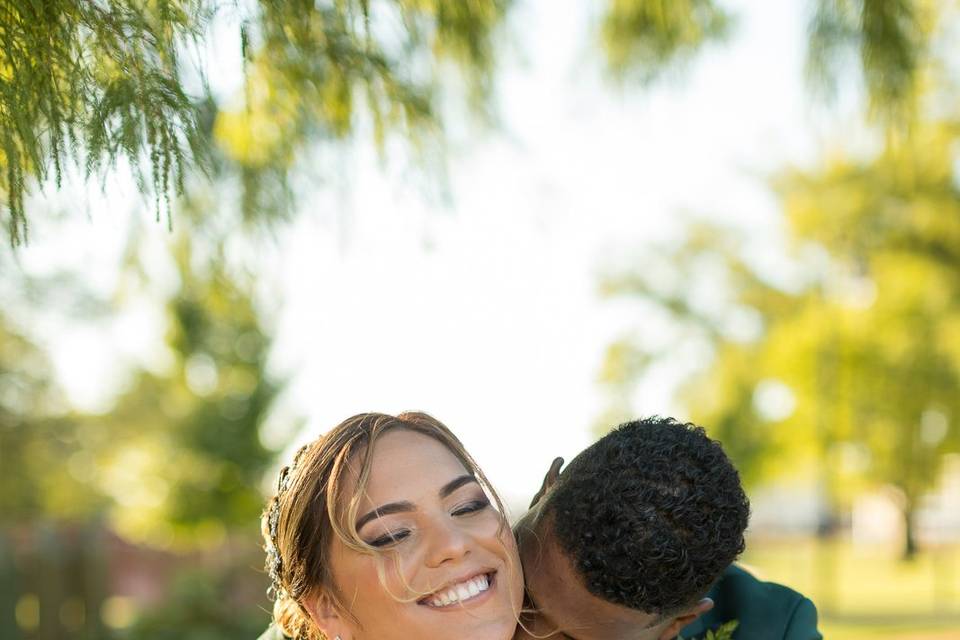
[257,623,290,640]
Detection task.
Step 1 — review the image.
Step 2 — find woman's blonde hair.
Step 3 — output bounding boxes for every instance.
[261,412,511,640]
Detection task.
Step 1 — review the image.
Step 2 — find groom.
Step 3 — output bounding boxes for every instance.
[514,416,822,640]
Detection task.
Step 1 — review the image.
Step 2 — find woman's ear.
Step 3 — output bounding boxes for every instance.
[304,594,351,640]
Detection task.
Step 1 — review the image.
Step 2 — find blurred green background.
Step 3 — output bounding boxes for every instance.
[3,1,959,638]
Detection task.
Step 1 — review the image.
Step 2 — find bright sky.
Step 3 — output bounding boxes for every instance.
[14,0,826,513]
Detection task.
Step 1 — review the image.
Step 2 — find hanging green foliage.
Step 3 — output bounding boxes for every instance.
[600,0,732,83]
[0,0,515,247]
[0,0,208,247]
[806,0,933,123]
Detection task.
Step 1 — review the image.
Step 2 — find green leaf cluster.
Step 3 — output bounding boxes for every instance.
[806,0,934,123]
[681,619,738,640]
[600,0,732,83]
[0,0,208,246]
[0,0,516,246]
[705,620,739,640]
[223,0,513,217]
[600,0,936,124]
[3,0,951,247]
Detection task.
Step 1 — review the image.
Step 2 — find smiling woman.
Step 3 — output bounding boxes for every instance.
[259,412,524,640]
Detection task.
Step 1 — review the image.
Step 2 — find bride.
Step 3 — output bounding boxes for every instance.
[259,412,524,640]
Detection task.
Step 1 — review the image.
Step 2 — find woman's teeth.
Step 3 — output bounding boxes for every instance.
[425,574,490,607]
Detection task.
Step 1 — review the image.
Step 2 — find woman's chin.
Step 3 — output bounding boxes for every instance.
[409,596,519,640]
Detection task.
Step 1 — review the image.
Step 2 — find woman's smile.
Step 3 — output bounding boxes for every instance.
[419,570,497,608]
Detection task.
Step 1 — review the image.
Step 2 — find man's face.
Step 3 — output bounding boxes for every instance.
[513,509,668,640]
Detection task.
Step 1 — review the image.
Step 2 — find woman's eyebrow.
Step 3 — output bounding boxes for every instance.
[356,501,415,531]
[355,475,478,531]
[439,474,478,498]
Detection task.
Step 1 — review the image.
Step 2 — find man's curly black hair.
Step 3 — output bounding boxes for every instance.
[541,416,750,616]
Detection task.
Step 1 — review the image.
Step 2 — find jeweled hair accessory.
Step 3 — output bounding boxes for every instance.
[265,446,307,600]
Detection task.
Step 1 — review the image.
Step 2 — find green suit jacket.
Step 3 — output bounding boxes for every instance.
[681,564,822,640]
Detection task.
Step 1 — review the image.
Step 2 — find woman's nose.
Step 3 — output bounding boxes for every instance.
[424,517,471,567]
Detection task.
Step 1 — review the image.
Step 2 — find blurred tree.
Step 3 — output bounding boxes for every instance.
[598,0,960,560]
[1,0,514,247]
[0,0,208,247]
[600,0,934,125]
[1,228,280,545]
[805,0,933,123]
[600,0,733,83]
[597,224,798,487]
[0,232,284,636]
[771,119,960,556]
[212,0,515,226]
[0,311,113,640]
[598,120,960,558]
[0,318,106,522]
[124,568,267,640]
[8,0,940,249]
[87,236,282,549]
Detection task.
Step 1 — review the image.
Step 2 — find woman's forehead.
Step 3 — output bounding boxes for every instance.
[356,429,471,502]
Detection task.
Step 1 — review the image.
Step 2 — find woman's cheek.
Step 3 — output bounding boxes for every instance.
[474,510,509,536]
[383,546,429,598]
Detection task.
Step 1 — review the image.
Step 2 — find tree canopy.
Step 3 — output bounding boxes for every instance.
[1,0,207,246]
[1,234,280,552]
[1,0,514,247]
[598,1,960,557]
[2,0,944,248]
[600,0,732,83]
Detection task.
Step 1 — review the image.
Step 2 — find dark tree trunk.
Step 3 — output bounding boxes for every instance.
[903,504,918,561]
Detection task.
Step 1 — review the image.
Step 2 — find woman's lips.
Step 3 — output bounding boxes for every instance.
[419,571,497,609]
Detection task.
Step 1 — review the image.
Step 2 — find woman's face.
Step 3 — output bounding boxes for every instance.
[325,428,523,640]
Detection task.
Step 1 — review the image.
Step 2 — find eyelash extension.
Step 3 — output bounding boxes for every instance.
[452,498,490,516]
[369,530,410,547]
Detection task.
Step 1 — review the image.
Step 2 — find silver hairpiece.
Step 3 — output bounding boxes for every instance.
[265,445,309,600]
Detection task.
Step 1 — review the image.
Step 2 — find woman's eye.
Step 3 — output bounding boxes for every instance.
[452,499,490,516]
[368,530,410,547]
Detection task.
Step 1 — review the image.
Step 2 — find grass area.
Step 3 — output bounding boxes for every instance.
[740,538,960,639]
[819,621,960,640]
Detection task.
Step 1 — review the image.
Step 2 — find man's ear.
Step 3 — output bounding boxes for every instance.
[304,594,351,640]
[529,457,564,508]
[657,598,713,640]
